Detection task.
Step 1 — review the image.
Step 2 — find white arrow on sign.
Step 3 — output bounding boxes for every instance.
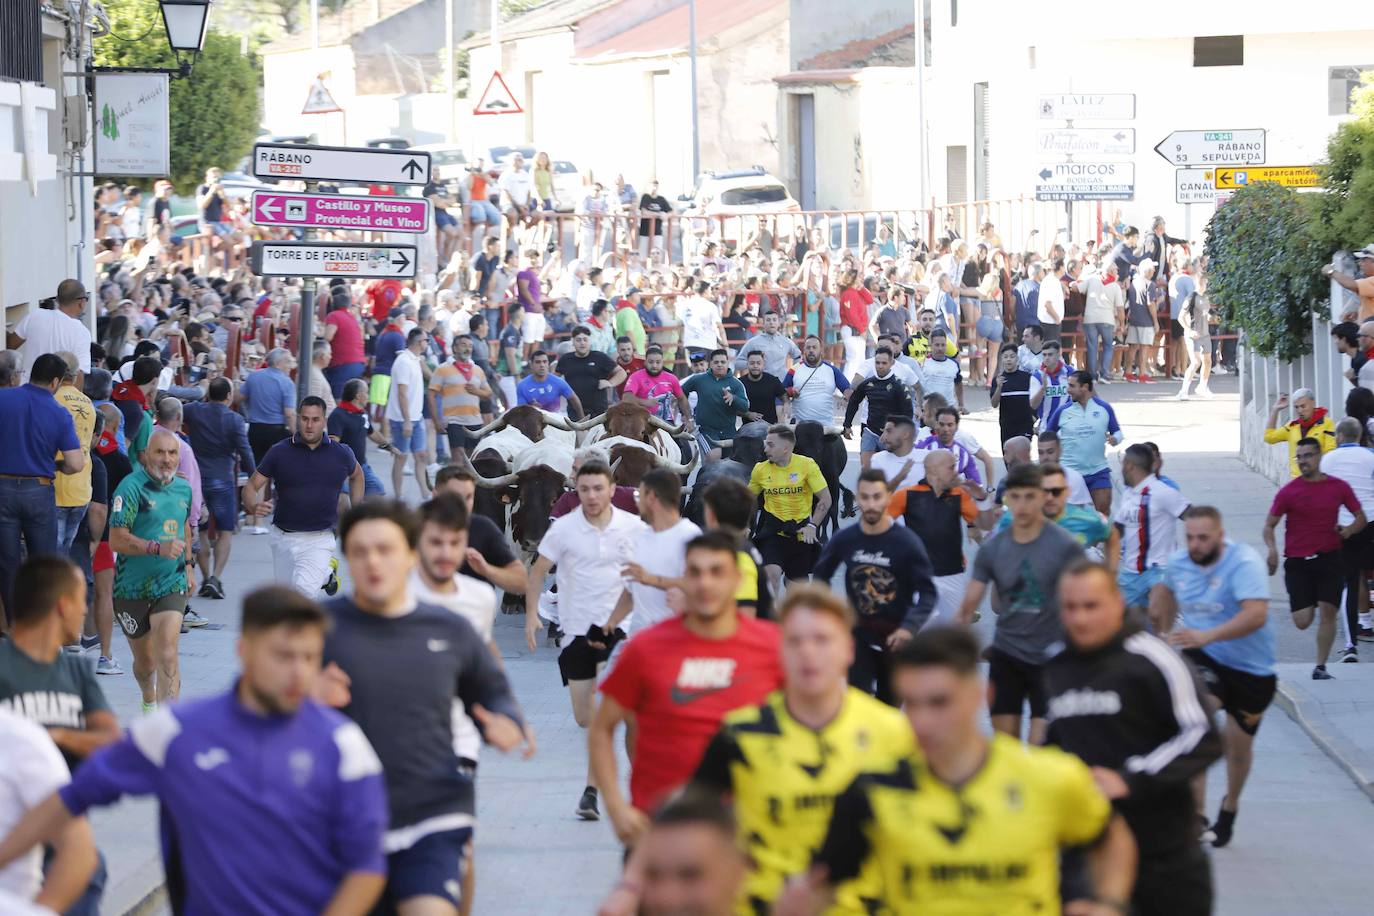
[252,142,432,186]
[1154,130,1265,167]
[256,197,281,221]
[250,241,418,279]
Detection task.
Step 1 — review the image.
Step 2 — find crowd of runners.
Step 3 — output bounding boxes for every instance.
[0,182,1370,916]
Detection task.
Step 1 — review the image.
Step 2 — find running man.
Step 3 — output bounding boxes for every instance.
[622,346,693,425]
[1115,443,1191,615]
[525,460,645,820]
[997,462,1119,567]
[109,429,193,712]
[1318,417,1374,664]
[776,627,1135,916]
[1043,371,1123,516]
[516,350,584,418]
[243,396,364,598]
[957,463,1084,744]
[1153,507,1275,849]
[0,585,390,915]
[1047,561,1221,916]
[783,335,850,426]
[843,347,915,469]
[606,468,701,638]
[886,450,979,627]
[1263,437,1365,680]
[322,500,531,916]
[814,469,937,704]
[748,424,832,595]
[692,585,913,914]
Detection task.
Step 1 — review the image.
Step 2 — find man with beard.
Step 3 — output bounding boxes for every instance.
[782,335,850,426]
[814,470,937,704]
[740,350,787,424]
[622,346,693,425]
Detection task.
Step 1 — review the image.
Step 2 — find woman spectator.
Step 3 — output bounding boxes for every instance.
[1345,386,1374,447]
[973,271,1006,387]
[837,268,873,378]
[100,314,136,371]
[724,294,751,353]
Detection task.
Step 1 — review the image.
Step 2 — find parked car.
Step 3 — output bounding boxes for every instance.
[550,159,581,211]
[675,167,801,250]
[411,143,469,194]
[365,136,411,150]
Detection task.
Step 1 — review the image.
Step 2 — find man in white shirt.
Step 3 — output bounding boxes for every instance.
[499,153,534,234]
[1115,443,1191,616]
[524,460,646,821]
[386,328,431,500]
[1034,431,1093,507]
[783,335,850,425]
[606,468,700,638]
[680,282,725,360]
[1037,258,1067,343]
[1320,418,1374,663]
[7,281,92,384]
[870,416,927,491]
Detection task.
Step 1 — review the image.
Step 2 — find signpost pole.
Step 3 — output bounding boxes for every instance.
[295,181,319,405]
[1184,203,1192,245]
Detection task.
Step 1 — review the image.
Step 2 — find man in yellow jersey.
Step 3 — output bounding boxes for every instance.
[702,477,770,618]
[692,583,913,915]
[778,627,1136,916]
[749,424,831,596]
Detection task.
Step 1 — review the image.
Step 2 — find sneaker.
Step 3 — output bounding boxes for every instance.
[97,656,123,676]
[1211,806,1236,848]
[1096,375,1111,385]
[1175,389,1190,400]
[197,579,216,598]
[141,701,158,715]
[1312,665,1334,680]
[243,525,269,535]
[1123,373,1137,383]
[1212,365,1229,375]
[1139,375,1154,384]
[1195,386,1215,399]
[80,634,101,651]
[1340,646,1358,663]
[426,462,443,478]
[183,608,209,629]
[1358,626,1374,643]
[322,558,341,596]
[576,786,600,821]
[1199,816,1217,845]
[203,576,226,599]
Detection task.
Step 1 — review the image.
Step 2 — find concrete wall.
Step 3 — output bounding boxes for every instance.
[262,45,356,144]
[789,0,909,69]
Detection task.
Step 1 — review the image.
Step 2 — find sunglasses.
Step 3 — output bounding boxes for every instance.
[1042,486,1067,497]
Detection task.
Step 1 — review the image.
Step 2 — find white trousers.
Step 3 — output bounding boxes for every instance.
[925,571,968,629]
[841,328,867,379]
[271,527,336,597]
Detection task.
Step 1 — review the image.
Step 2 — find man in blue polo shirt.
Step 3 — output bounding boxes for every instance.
[517,350,584,417]
[1044,370,1122,516]
[184,377,256,601]
[0,353,85,621]
[243,397,363,597]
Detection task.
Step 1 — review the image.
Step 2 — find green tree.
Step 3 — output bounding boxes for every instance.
[1315,71,1374,254]
[94,0,261,190]
[1203,182,1328,362]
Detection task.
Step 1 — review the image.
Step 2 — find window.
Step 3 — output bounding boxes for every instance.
[946,146,968,204]
[1193,36,1243,67]
[720,185,789,206]
[0,0,41,82]
[1330,66,1374,115]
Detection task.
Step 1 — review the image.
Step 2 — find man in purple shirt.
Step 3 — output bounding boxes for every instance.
[0,586,389,916]
[516,249,545,360]
[917,405,986,495]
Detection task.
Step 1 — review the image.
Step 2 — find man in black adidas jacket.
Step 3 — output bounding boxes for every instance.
[1045,560,1222,916]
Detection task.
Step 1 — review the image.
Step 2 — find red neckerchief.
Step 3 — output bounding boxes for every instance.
[1364,346,1374,361]
[589,316,605,329]
[1040,359,1063,378]
[337,401,365,415]
[112,379,148,408]
[382,322,403,335]
[1296,407,1329,434]
[453,359,474,381]
[96,431,118,455]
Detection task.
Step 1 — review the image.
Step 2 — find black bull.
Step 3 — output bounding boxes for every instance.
[793,421,855,535]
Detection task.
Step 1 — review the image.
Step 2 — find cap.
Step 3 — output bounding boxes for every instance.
[1354,245,1374,260]
[626,286,641,296]
[389,306,405,318]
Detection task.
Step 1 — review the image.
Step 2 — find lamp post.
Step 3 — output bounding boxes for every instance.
[158,0,213,77]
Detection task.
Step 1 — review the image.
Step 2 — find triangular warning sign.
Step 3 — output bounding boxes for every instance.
[302,78,342,115]
[473,71,523,116]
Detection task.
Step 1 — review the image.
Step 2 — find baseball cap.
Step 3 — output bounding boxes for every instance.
[626,286,641,296]
[1354,245,1374,260]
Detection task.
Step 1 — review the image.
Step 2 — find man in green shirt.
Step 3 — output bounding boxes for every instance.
[682,349,751,458]
[614,289,648,354]
[109,429,194,712]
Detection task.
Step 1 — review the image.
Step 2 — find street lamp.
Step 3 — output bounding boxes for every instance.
[158,0,212,77]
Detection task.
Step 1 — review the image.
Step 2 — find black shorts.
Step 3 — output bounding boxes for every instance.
[445,424,483,453]
[753,534,819,581]
[375,827,472,914]
[248,423,289,465]
[113,592,188,639]
[1283,552,1343,610]
[558,633,621,686]
[1183,649,1276,736]
[1170,318,1186,341]
[986,647,1047,718]
[1340,525,1374,577]
[1133,843,1213,916]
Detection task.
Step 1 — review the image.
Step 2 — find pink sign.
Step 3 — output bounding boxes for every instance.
[250,190,431,233]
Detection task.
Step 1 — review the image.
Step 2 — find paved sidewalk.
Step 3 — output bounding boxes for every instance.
[1273,662,1374,801]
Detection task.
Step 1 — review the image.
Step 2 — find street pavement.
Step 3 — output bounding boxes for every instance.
[95,370,1374,915]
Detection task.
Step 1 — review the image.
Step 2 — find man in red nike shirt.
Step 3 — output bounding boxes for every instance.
[590,529,783,847]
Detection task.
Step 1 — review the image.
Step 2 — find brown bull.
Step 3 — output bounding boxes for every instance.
[474,404,573,442]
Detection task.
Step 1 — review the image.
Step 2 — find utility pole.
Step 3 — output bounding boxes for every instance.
[914,0,928,208]
[295,181,319,405]
[689,0,700,180]
[447,0,456,141]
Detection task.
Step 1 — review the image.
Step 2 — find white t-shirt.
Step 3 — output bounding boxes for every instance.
[1321,445,1374,524]
[538,507,647,637]
[680,296,722,351]
[386,349,426,423]
[870,448,928,487]
[786,361,846,424]
[499,168,533,207]
[1063,465,1093,507]
[921,356,961,404]
[15,309,92,383]
[1114,474,1191,573]
[627,518,701,634]
[410,570,498,761]
[1037,274,1065,323]
[0,710,69,900]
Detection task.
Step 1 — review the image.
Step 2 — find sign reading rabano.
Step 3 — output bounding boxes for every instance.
[93,73,170,177]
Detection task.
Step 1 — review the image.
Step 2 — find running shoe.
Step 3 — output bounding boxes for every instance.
[1340,646,1358,664]
[141,701,158,715]
[1199,816,1216,845]
[1124,373,1139,383]
[183,608,209,629]
[576,786,600,821]
[81,634,101,651]
[1358,626,1374,642]
[323,558,341,596]
[243,525,269,535]
[1175,389,1190,401]
[1312,665,1334,680]
[97,656,123,676]
[1139,375,1154,384]
[1195,386,1215,399]
[1211,806,1236,848]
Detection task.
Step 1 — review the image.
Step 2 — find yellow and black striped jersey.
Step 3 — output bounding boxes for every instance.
[693,688,914,915]
[815,733,1112,915]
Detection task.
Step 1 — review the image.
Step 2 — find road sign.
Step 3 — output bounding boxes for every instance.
[1035,161,1134,202]
[474,71,523,116]
[1213,165,1320,190]
[1038,93,1135,121]
[1175,168,1221,205]
[302,78,341,115]
[1036,128,1135,156]
[250,241,417,279]
[252,142,431,185]
[1153,129,1265,166]
[250,190,431,233]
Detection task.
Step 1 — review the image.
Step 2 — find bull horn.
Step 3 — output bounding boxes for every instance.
[655,446,699,476]
[456,451,518,489]
[647,414,687,435]
[712,438,733,448]
[823,425,843,436]
[611,457,623,476]
[543,413,574,431]
[473,414,510,437]
[570,411,608,431]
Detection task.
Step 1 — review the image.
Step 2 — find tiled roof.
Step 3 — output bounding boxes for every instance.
[460,0,620,49]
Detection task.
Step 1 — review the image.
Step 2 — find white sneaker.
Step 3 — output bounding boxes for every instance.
[1196,385,1215,399]
[1212,366,1228,375]
[1175,389,1190,400]
[426,463,442,478]
[243,525,269,535]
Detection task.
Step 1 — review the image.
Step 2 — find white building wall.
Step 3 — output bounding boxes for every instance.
[262,46,357,145]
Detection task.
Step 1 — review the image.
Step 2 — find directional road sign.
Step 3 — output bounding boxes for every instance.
[1038,93,1136,121]
[1213,166,1320,190]
[252,142,431,186]
[1036,128,1135,156]
[1035,161,1134,202]
[1153,129,1265,166]
[250,190,431,233]
[250,241,417,279]
[1175,168,1221,205]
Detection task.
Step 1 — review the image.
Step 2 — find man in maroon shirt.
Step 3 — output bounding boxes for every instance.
[549,447,639,520]
[1264,437,1367,679]
[613,337,645,398]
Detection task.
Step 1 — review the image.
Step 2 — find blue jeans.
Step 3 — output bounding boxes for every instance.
[0,477,58,622]
[1083,322,1115,379]
[340,463,386,497]
[56,504,89,553]
[324,362,365,399]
